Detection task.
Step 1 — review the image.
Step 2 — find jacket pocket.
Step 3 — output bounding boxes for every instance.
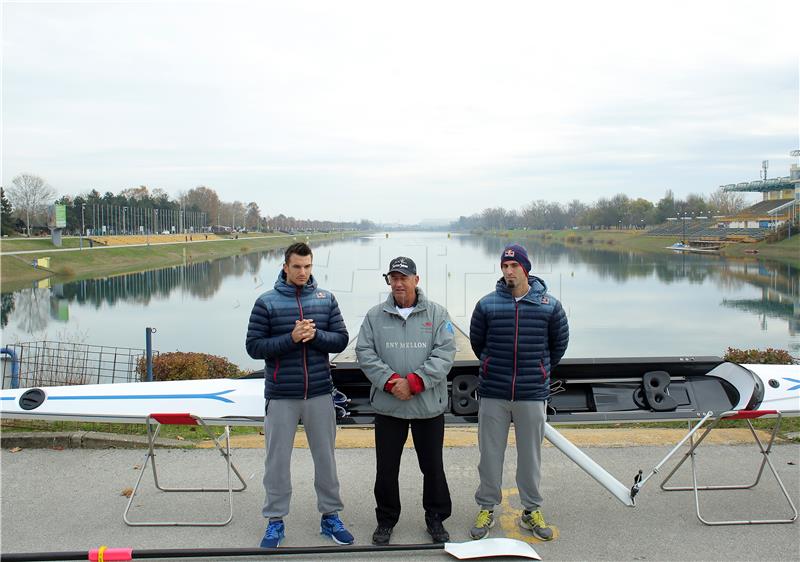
[539,359,548,381]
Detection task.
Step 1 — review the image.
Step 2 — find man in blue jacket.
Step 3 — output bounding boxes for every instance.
[468,244,569,541]
[246,242,353,548]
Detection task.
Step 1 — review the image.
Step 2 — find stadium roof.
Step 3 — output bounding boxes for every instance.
[721,176,798,192]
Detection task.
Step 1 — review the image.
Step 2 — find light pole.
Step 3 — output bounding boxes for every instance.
[80,204,86,249]
[682,211,686,244]
[122,207,127,235]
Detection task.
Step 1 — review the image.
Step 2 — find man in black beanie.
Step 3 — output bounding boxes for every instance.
[468,243,569,541]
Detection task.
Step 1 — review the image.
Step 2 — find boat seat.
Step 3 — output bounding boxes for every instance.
[660,409,798,525]
[123,413,247,527]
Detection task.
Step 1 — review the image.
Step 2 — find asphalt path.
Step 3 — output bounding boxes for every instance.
[2,441,799,561]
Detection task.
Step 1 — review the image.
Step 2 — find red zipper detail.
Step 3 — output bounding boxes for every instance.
[512,301,519,401]
[273,358,280,382]
[296,289,309,399]
[539,360,547,381]
[482,357,490,376]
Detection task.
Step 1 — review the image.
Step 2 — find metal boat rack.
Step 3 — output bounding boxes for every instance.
[123,413,247,527]
[651,409,798,525]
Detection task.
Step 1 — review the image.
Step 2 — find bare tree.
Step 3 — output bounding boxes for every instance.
[8,174,56,236]
[707,187,747,216]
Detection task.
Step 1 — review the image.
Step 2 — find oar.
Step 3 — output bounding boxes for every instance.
[1,538,542,561]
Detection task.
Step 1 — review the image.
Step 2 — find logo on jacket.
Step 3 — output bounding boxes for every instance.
[316,291,326,299]
[541,296,549,304]
[445,321,454,334]
[424,321,433,327]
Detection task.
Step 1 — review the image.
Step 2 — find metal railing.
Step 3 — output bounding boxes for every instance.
[1,341,152,389]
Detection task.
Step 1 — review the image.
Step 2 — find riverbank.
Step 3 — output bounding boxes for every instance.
[0,231,361,291]
[486,228,800,267]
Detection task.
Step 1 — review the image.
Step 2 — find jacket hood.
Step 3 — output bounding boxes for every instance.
[495,275,547,301]
[274,270,318,295]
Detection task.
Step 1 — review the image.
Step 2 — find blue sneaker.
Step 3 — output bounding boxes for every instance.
[320,513,354,545]
[260,519,285,548]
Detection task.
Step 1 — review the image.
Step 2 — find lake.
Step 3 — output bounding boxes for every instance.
[2,231,797,373]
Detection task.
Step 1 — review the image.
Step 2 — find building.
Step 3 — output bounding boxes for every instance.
[720,150,800,229]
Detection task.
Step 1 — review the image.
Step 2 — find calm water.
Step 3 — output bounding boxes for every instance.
[2,232,798,371]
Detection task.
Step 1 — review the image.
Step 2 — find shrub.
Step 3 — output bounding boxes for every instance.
[138,352,243,381]
[724,347,794,365]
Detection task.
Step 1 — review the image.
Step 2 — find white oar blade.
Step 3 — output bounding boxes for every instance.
[445,538,542,560]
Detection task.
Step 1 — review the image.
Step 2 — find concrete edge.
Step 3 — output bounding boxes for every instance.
[0,431,194,450]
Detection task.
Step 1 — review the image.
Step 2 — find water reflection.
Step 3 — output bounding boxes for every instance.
[1,233,797,361]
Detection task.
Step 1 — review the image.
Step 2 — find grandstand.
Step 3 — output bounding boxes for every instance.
[649,151,799,245]
[720,150,799,231]
[647,218,768,243]
[88,234,221,246]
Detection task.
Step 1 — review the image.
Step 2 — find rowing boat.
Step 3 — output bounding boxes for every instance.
[2,327,797,426]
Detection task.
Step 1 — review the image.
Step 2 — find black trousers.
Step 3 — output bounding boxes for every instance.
[374,413,452,527]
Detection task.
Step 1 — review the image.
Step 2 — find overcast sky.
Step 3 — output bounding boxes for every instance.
[2,0,798,223]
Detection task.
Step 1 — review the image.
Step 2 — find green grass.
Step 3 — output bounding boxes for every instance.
[1,418,263,442]
[3,415,797,443]
[0,236,86,251]
[1,231,361,291]
[489,229,800,267]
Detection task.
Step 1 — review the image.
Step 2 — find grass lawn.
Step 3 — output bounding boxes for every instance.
[2,416,796,443]
[1,231,361,291]
[486,229,799,267]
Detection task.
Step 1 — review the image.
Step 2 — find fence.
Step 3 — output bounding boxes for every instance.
[1,341,154,389]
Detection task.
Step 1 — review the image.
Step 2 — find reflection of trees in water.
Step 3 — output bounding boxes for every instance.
[52,240,344,308]
[458,234,797,291]
[12,288,50,334]
[1,292,16,328]
[58,262,221,306]
[458,234,799,329]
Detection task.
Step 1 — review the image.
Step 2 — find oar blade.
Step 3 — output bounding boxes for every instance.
[445,538,542,560]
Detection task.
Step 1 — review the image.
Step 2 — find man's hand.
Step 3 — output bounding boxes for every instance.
[291,319,316,343]
[387,377,412,400]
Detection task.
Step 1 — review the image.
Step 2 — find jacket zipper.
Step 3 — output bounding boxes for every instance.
[482,356,490,376]
[539,359,547,382]
[296,289,308,399]
[511,300,519,401]
[273,357,280,382]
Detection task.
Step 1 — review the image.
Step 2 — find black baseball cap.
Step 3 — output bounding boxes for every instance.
[385,256,417,276]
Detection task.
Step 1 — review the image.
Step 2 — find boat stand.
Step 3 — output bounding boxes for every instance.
[659,409,798,525]
[123,413,247,527]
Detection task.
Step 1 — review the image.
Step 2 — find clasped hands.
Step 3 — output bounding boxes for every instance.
[387,377,412,401]
[291,319,316,343]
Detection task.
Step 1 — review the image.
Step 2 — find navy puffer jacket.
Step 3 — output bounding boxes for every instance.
[245,271,349,400]
[469,275,569,401]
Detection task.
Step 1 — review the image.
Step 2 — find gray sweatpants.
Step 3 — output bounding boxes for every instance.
[474,398,546,511]
[262,394,344,519]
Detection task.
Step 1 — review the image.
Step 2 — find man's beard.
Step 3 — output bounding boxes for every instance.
[506,279,516,288]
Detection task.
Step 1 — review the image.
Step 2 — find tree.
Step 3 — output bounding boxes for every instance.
[245,202,261,230]
[8,174,56,236]
[707,187,747,216]
[1,187,15,235]
[185,186,221,225]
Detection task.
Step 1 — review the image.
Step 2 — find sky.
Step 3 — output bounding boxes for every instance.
[2,0,799,224]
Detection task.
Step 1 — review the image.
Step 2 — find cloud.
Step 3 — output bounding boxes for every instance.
[3,0,798,222]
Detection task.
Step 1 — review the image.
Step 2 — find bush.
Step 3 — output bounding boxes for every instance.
[138,352,243,381]
[724,347,794,365]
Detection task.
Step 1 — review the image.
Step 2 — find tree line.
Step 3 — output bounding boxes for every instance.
[450,189,747,231]
[1,175,376,236]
